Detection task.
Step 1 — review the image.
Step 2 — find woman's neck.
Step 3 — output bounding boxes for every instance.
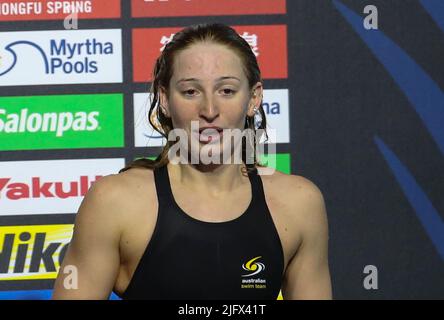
[167,162,248,196]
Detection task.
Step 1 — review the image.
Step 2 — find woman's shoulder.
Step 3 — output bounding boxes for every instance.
[96,165,153,184]
[259,167,326,221]
[88,166,157,205]
[116,166,156,184]
[259,167,323,195]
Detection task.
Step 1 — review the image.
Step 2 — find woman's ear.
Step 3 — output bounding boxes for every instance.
[247,82,264,117]
[159,86,170,117]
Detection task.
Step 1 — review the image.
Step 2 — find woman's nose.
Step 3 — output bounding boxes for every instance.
[199,96,219,122]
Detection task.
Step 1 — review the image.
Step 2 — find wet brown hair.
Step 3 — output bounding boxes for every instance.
[119,23,269,175]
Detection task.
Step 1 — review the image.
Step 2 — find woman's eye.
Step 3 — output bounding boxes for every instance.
[183,89,197,96]
[221,88,236,95]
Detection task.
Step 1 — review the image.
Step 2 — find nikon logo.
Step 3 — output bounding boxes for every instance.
[0,225,73,281]
[0,108,99,137]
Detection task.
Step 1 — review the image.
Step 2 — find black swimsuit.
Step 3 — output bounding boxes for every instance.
[116,165,284,300]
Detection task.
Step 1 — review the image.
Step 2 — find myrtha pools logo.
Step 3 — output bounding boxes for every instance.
[0,29,122,86]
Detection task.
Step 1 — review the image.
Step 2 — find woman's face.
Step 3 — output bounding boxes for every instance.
[161,42,262,164]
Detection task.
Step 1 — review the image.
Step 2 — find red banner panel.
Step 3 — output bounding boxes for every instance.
[131,0,286,18]
[132,25,288,82]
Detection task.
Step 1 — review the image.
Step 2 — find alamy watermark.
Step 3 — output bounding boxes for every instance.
[363,5,378,30]
[64,12,78,30]
[363,264,378,290]
[165,121,277,175]
[62,264,78,290]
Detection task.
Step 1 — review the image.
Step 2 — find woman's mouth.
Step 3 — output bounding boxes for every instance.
[197,127,224,143]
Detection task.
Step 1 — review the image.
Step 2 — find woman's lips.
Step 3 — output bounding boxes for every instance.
[196,128,224,143]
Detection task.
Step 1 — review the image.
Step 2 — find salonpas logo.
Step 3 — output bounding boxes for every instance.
[0,94,123,151]
[0,108,99,137]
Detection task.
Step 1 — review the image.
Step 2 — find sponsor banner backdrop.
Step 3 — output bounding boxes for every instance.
[0,158,125,215]
[0,0,443,300]
[0,94,124,151]
[134,89,289,147]
[0,29,123,86]
[0,289,121,300]
[0,0,121,21]
[0,224,73,280]
[133,92,166,148]
[131,0,286,18]
[132,25,287,82]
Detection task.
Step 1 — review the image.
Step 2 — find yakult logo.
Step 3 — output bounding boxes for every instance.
[0,29,122,86]
[0,176,101,200]
[0,158,125,216]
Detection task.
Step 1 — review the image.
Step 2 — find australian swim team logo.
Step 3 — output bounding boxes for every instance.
[240,256,267,289]
[242,256,265,277]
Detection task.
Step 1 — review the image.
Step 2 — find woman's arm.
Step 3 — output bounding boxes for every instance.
[52,175,123,300]
[281,177,332,300]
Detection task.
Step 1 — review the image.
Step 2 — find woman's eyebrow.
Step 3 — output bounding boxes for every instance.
[215,76,241,82]
[176,76,241,85]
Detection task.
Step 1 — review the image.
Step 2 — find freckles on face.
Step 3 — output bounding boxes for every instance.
[167,43,251,130]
